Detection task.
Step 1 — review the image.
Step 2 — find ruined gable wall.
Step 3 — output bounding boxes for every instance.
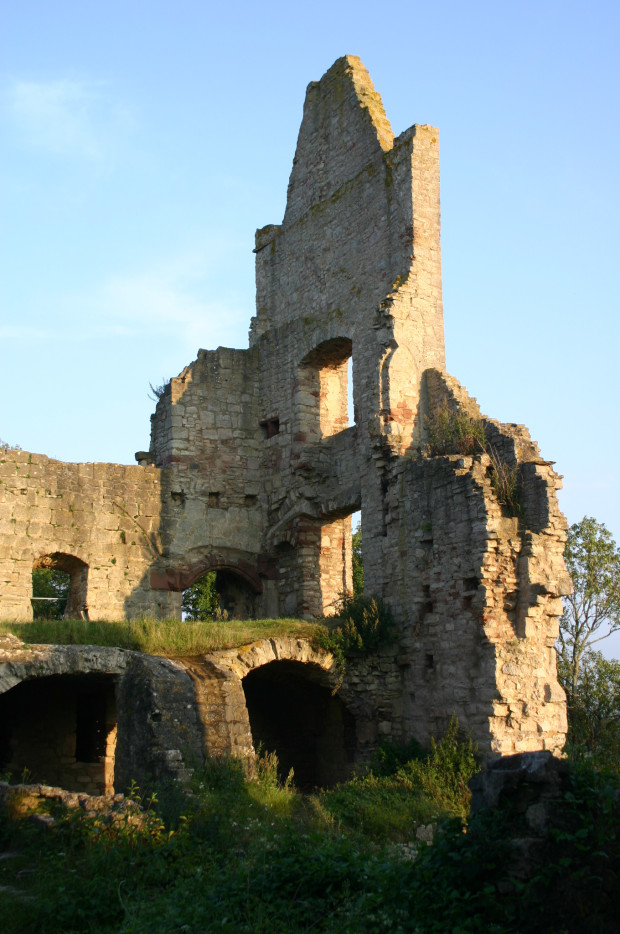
[0,449,176,622]
[251,59,445,454]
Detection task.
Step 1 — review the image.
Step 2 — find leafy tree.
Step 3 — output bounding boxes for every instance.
[558,517,620,698]
[32,568,70,619]
[182,571,220,620]
[557,649,620,771]
[352,528,363,595]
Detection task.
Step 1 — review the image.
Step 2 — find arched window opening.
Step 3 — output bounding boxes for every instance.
[182,569,258,621]
[0,674,117,795]
[182,571,219,620]
[32,553,88,620]
[298,338,353,442]
[242,660,356,789]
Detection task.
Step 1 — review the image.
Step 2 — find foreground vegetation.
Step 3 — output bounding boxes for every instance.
[1,725,618,934]
[0,617,320,656]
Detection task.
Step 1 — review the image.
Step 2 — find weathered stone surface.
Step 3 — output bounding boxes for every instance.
[0,55,569,762]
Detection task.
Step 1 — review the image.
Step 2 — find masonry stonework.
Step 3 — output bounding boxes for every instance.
[0,55,570,770]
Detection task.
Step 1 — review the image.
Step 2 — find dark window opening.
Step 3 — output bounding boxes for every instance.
[208,492,220,507]
[422,585,434,615]
[260,417,280,439]
[75,691,107,762]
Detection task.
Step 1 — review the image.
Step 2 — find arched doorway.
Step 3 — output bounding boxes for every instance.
[32,553,88,619]
[180,562,261,620]
[242,660,356,789]
[0,673,117,794]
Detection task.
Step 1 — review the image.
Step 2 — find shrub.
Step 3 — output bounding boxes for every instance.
[397,716,480,819]
[312,594,396,676]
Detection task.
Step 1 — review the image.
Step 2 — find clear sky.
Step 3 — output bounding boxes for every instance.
[2,2,619,651]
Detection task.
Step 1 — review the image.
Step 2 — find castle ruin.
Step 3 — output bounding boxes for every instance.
[0,57,570,792]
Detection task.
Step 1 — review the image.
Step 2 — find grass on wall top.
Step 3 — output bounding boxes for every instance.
[0,617,320,657]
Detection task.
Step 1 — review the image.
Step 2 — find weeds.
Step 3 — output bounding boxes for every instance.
[318,718,479,841]
[2,735,616,933]
[424,401,486,456]
[487,449,522,518]
[312,595,396,678]
[424,403,523,519]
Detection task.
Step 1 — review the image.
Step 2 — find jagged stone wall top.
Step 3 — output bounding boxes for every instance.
[251,54,445,377]
[284,56,395,224]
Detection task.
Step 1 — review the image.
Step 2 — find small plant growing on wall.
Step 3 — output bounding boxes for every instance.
[487,450,522,518]
[425,403,522,519]
[148,378,171,402]
[424,402,486,456]
[313,594,396,678]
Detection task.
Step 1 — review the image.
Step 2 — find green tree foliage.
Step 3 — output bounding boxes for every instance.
[558,517,620,698]
[557,649,620,771]
[352,528,363,595]
[31,568,70,620]
[182,571,220,621]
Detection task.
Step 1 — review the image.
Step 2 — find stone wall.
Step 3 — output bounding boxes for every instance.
[0,450,177,621]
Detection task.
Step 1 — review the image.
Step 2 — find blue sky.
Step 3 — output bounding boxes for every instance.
[2,1,619,649]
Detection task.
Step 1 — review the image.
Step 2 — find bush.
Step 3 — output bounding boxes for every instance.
[312,595,396,676]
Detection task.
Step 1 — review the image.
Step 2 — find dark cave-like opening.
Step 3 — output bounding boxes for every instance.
[0,673,117,794]
[242,660,356,790]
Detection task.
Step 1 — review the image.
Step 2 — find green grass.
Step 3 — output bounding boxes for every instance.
[0,617,321,657]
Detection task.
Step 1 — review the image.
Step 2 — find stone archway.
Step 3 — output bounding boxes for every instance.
[243,660,356,788]
[150,552,266,619]
[211,638,358,788]
[0,639,130,794]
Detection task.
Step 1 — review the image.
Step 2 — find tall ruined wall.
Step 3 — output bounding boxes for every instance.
[252,57,445,455]
[249,55,446,618]
[142,346,278,616]
[0,449,176,621]
[374,370,571,756]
